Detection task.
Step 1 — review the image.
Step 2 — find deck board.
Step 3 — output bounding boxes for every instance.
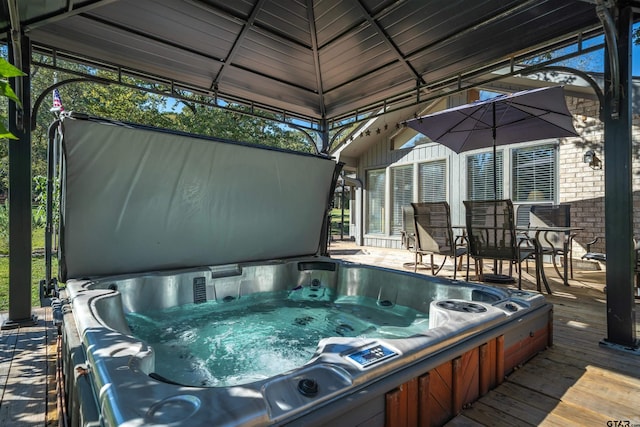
[0,307,55,427]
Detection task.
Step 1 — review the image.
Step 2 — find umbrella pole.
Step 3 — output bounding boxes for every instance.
[484,105,514,283]
[492,104,498,275]
[492,103,497,200]
[493,142,497,199]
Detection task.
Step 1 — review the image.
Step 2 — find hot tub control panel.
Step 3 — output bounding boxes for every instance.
[347,344,397,368]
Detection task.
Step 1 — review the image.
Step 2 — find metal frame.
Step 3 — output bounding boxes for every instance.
[27,30,608,155]
[602,2,638,351]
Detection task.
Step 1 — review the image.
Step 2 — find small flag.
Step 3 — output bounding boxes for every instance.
[52,88,64,112]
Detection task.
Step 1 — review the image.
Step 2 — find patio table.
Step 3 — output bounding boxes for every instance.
[518,226,583,294]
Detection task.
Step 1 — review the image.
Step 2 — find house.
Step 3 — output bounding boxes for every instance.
[330,73,640,258]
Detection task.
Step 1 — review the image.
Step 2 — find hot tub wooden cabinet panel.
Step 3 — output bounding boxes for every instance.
[385,340,492,427]
[503,308,553,374]
[385,309,553,427]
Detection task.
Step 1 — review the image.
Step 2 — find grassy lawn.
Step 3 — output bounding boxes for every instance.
[330,208,350,235]
[0,227,58,312]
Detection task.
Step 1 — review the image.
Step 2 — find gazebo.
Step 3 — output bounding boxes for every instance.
[0,0,636,351]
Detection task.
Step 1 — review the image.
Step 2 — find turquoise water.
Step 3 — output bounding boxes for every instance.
[126,289,429,387]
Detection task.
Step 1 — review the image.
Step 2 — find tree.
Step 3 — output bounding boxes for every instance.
[173,99,315,152]
[28,57,315,153]
[0,58,24,139]
[19,57,317,200]
[0,58,25,247]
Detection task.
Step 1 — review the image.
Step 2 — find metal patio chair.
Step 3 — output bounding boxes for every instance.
[581,237,640,299]
[582,236,606,263]
[464,199,536,289]
[411,201,468,279]
[401,205,416,251]
[530,204,576,280]
[400,205,419,270]
[515,203,536,273]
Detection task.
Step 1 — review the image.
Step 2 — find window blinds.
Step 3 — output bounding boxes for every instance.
[467,151,503,200]
[418,160,446,202]
[512,145,556,202]
[366,169,386,234]
[391,165,413,235]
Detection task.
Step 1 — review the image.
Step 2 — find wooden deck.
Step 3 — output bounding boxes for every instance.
[0,306,57,427]
[0,242,638,426]
[448,279,640,426]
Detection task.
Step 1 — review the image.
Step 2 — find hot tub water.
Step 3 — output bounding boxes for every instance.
[126,289,429,387]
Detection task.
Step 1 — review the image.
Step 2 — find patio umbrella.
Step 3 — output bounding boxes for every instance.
[405,85,578,198]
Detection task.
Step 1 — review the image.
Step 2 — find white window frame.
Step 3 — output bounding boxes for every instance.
[366,168,386,234]
[366,158,451,237]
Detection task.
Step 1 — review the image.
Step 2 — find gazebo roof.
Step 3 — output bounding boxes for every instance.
[0,1,607,125]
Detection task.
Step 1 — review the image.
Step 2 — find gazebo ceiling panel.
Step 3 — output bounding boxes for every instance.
[0,0,608,121]
[28,18,223,90]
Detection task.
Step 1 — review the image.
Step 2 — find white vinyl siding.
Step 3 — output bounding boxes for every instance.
[467,151,504,200]
[366,169,386,234]
[418,159,447,202]
[391,165,414,235]
[512,144,556,202]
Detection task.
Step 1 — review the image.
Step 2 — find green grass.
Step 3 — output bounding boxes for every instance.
[330,208,350,235]
[0,227,58,312]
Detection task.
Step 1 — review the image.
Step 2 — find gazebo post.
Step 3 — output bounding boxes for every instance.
[2,33,35,329]
[601,2,638,351]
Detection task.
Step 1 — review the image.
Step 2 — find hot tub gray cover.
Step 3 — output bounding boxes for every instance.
[59,114,338,279]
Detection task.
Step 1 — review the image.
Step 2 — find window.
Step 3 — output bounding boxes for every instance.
[467,151,503,200]
[512,145,556,202]
[391,165,413,235]
[366,169,386,234]
[418,160,446,202]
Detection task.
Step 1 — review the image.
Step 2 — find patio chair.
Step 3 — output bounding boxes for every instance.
[411,201,468,279]
[582,236,606,262]
[400,205,420,270]
[464,199,536,289]
[515,204,534,229]
[401,205,416,251]
[581,237,640,299]
[530,204,576,280]
[515,204,536,272]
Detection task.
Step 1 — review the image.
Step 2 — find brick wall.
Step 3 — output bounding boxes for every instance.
[560,96,639,255]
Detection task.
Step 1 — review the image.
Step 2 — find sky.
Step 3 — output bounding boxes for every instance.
[552,24,640,76]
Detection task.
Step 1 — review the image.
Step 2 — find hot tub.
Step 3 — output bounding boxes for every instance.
[60,259,551,426]
[52,114,552,426]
